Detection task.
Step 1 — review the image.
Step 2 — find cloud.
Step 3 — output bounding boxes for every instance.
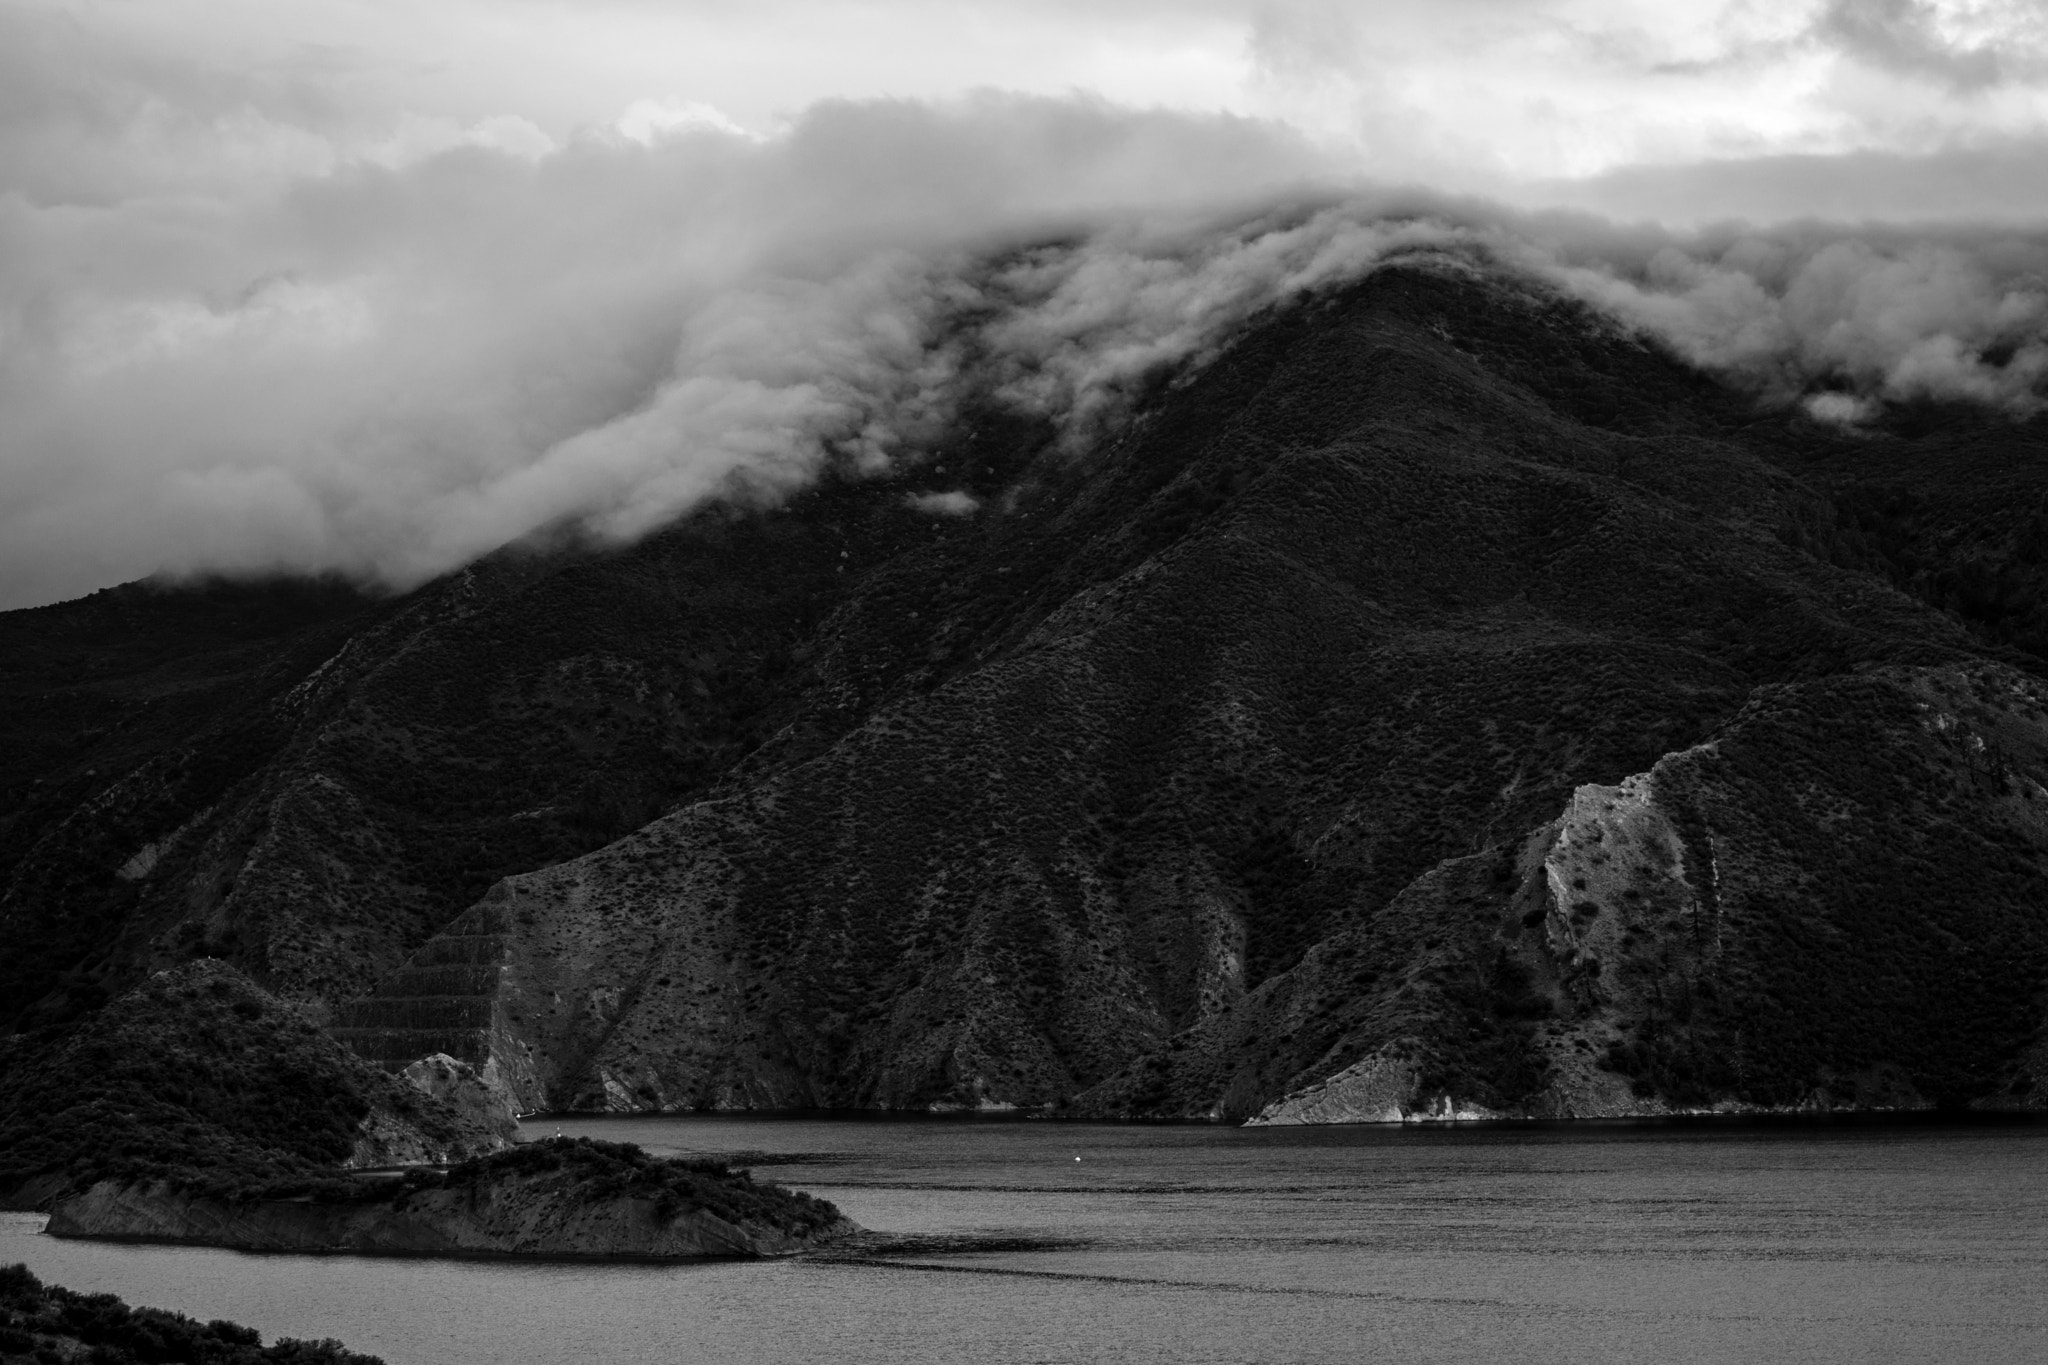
[0,89,1341,608]
[612,99,754,146]
[1536,223,2048,410]
[980,198,2048,434]
[1518,139,2048,224]
[12,109,2048,613]
[907,490,981,517]
[1805,391,1878,425]
[1808,0,2024,92]
[6,2,2048,609]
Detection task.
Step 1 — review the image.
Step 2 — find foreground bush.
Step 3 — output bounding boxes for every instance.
[0,1263,382,1365]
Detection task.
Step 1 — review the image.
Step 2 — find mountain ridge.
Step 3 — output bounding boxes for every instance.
[5,255,2046,1123]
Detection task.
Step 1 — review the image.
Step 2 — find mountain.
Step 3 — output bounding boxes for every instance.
[4,256,2046,1122]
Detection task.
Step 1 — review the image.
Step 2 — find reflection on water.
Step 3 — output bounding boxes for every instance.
[6,1117,2045,1364]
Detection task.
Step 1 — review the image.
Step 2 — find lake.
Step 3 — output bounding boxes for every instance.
[5,1116,2045,1364]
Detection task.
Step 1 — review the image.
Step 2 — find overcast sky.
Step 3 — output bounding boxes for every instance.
[13,0,2048,217]
[6,0,2048,607]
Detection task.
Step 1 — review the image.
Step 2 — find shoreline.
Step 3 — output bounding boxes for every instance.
[509,1105,2048,1131]
[26,1218,811,1264]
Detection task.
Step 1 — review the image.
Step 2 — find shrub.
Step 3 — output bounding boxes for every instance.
[0,1263,382,1365]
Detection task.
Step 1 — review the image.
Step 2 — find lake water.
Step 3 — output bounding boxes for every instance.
[5,1116,2046,1364]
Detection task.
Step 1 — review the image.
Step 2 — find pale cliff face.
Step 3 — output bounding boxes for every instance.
[394,1053,519,1143]
[1247,664,2048,1123]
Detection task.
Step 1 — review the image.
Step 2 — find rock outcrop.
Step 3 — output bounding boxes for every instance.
[44,1140,855,1259]
[1244,1054,1427,1126]
[1228,664,2048,1123]
[398,1053,520,1143]
[43,1179,839,1259]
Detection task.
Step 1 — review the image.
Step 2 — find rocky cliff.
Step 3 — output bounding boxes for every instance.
[1184,663,2048,1122]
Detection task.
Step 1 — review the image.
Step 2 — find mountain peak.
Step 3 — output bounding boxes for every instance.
[5,265,2046,1119]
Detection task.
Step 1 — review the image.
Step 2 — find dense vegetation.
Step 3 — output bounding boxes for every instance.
[0,579,376,1030]
[191,1136,847,1239]
[0,1264,381,1365]
[1600,668,2048,1109]
[377,1137,844,1234]
[0,961,480,1202]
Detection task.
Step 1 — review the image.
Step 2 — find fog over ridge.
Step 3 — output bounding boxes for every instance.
[5,93,2048,610]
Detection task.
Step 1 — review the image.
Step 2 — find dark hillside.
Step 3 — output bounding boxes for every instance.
[339,261,2045,1117]
[0,959,499,1206]
[0,1264,381,1365]
[4,256,2046,1122]
[1078,663,2048,1121]
[1759,411,2048,669]
[0,579,381,1028]
[0,408,1073,1025]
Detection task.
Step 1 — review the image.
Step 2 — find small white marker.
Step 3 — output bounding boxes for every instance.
[1074,1156,1081,1162]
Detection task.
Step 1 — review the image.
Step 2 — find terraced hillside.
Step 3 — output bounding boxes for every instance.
[6,257,2048,1120]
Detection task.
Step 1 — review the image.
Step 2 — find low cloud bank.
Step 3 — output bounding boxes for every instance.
[0,94,1338,608]
[1537,221,2048,413]
[3,92,2047,608]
